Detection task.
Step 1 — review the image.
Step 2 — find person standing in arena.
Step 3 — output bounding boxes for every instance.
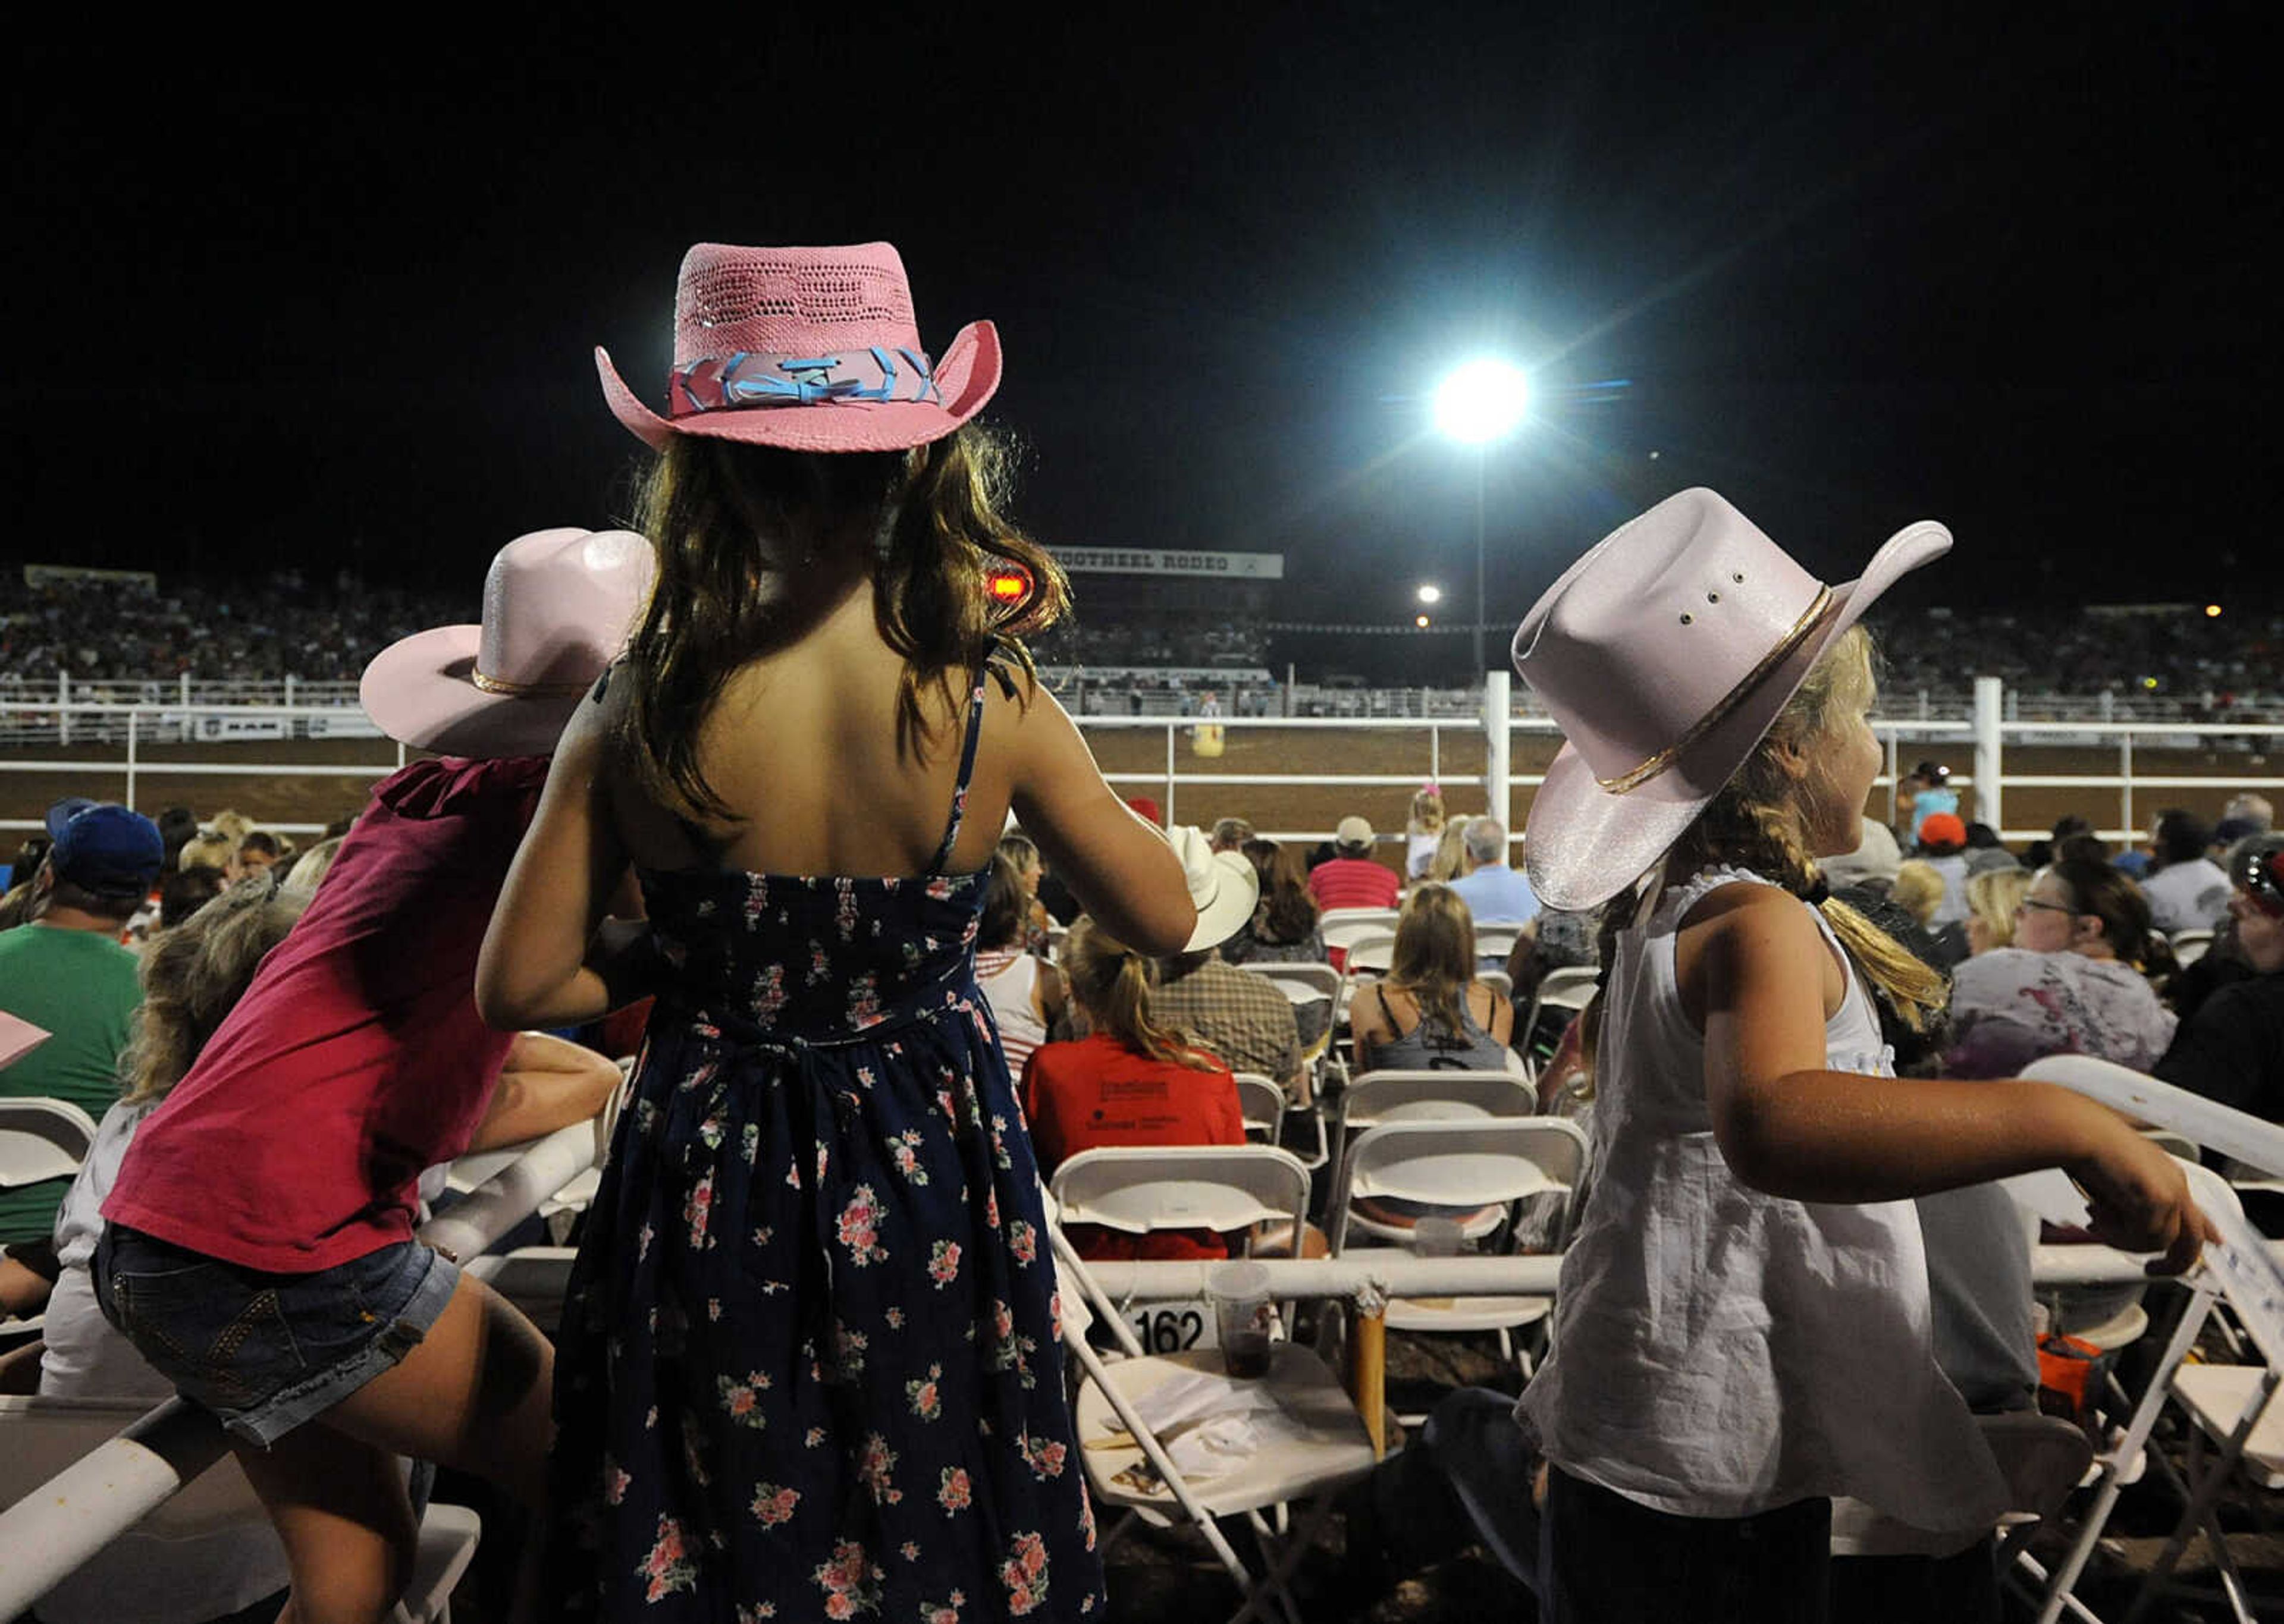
[1511,489,2211,1624]
[478,241,1193,1621]
[94,528,652,1624]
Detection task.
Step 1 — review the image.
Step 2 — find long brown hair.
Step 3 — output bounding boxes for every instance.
[1383,882,1476,1036]
[1254,840,1319,943]
[1059,916,1220,1071]
[119,878,306,1106]
[618,424,1071,819]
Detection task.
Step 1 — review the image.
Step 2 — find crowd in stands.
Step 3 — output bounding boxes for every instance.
[15,566,2281,711]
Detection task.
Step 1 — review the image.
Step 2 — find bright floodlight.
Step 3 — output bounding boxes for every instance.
[1416,583,1443,604]
[1433,359,1530,444]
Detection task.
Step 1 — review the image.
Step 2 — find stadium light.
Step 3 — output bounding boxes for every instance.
[1433,357,1531,676]
[1432,359,1531,445]
[1416,614,1432,629]
[2206,603,2224,618]
[1416,584,1442,605]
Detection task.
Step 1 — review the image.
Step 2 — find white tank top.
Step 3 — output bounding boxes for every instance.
[1520,865,2007,1529]
[978,950,1049,1078]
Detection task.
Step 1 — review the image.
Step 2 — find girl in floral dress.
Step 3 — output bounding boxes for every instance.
[478,241,1194,1620]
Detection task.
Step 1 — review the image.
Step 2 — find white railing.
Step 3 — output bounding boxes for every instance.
[0,1122,599,1620]
[10,679,2284,847]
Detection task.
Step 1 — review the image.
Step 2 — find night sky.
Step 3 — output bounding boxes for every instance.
[7,9,2270,647]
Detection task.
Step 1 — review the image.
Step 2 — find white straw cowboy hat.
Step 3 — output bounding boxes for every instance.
[1512,488,1949,910]
[1168,825,1262,953]
[596,241,1001,454]
[360,528,655,758]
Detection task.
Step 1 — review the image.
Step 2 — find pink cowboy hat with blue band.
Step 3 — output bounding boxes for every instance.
[596,241,1002,454]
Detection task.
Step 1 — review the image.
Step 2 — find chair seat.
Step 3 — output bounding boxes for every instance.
[1383,1295,1552,1333]
[2173,1364,2284,1489]
[1074,1346,1377,1516]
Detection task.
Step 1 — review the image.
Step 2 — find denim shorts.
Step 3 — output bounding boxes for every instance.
[93,1224,460,1447]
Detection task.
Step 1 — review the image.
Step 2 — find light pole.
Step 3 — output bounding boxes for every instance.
[1432,359,1530,676]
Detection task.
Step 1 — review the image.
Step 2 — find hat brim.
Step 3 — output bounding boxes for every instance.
[359,625,588,760]
[1184,853,1263,953]
[597,320,1002,454]
[1522,520,1950,912]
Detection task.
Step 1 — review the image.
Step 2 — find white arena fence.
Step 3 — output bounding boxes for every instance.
[5,673,2284,844]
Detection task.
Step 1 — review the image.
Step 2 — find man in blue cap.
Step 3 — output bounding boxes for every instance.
[0,798,164,1245]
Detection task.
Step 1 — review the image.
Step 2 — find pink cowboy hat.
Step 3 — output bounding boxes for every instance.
[596,241,1001,454]
[360,528,655,758]
[1512,488,1950,910]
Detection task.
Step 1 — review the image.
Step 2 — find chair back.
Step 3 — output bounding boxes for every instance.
[1474,923,1526,964]
[0,1098,100,1190]
[1519,966,1598,1068]
[1320,909,1401,960]
[1328,1117,1590,1254]
[1342,930,1397,976]
[1339,1070,1536,1132]
[1233,1074,1287,1145]
[1050,1144,1313,1241]
[2170,929,2213,968]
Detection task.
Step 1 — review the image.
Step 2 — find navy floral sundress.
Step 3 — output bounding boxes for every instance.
[549,680,1103,1621]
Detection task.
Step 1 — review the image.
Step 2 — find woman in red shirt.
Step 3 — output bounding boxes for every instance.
[1021,916,1244,1258]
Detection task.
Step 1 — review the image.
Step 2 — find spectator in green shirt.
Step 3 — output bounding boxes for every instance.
[0,800,163,1243]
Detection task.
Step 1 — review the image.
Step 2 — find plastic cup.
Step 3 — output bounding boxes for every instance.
[1207,1260,1275,1378]
[1410,1216,1466,1257]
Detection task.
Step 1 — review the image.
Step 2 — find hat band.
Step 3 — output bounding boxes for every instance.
[1595,586,1835,794]
[472,667,594,697]
[670,346,942,417]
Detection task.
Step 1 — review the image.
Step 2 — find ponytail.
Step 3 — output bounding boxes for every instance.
[1060,917,1220,1071]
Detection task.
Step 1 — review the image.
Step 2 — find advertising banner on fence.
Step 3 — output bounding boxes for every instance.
[1055,548,1284,579]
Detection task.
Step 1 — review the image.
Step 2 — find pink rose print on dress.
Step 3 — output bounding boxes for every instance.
[849,972,883,1028]
[1019,1432,1068,1479]
[812,1538,883,1619]
[805,1426,829,1449]
[837,879,861,941]
[901,1541,921,1563]
[928,1239,962,1287]
[918,1593,965,1624]
[1079,1485,1097,1550]
[999,1531,1050,1616]
[1050,1290,1065,1340]
[906,1363,944,1421]
[807,944,832,986]
[884,1306,906,1329]
[742,874,769,926]
[832,1321,870,1379]
[752,963,786,1024]
[750,1482,801,1526]
[603,1459,631,1506]
[937,1466,972,1513]
[737,1606,778,1622]
[717,1370,771,1428]
[857,1433,904,1507]
[1008,1219,1037,1265]
[638,1515,698,1603]
[984,1189,1002,1230]
[684,1171,716,1248]
[927,876,955,901]
[837,1185,890,1266]
[890,1128,930,1185]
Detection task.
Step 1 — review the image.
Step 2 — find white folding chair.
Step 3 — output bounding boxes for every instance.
[1473,923,1525,966]
[2170,928,2214,968]
[0,1394,478,1623]
[1326,1117,1590,1389]
[1232,1073,1287,1146]
[1518,966,1596,1072]
[1317,907,1400,966]
[0,1098,99,1339]
[1237,963,1339,1167]
[1049,1221,1377,1624]
[1832,1410,2092,1565]
[1335,1068,1536,1150]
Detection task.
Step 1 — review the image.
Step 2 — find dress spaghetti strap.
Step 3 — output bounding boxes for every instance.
[925,671,993,874]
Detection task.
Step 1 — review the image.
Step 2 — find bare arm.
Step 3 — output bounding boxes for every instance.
[477,695,648,1029]
[0,1255,52,1321]
[1348,982,1392,1070]
[468,1031,623,1151]
[1690,884,2214,1272]
[1005,688,1194,955]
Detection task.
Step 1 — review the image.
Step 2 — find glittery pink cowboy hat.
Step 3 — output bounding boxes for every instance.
[1512,488,1950,911]
[360,528,655,758]
[595,241,1002,454]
